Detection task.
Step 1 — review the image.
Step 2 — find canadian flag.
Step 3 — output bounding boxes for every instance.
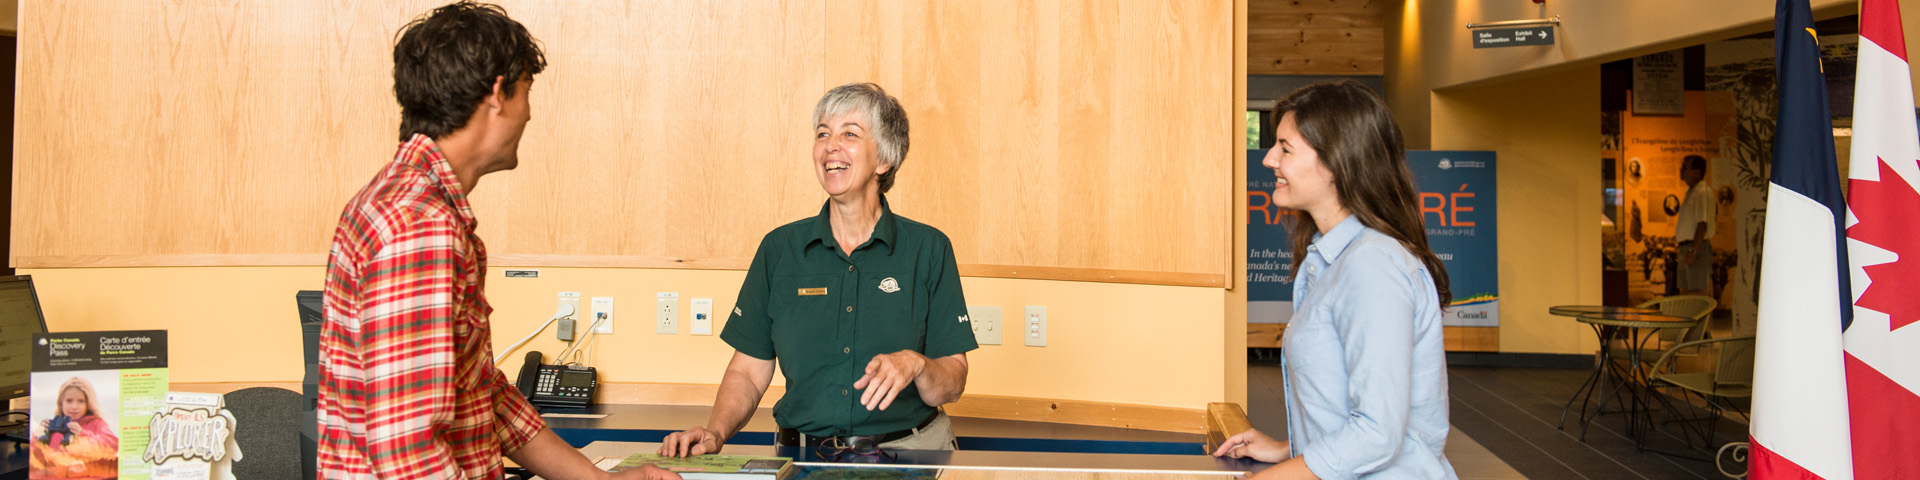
[1842,0,1920,477]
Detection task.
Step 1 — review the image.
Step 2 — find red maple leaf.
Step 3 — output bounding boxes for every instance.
[1848,157,1920,331]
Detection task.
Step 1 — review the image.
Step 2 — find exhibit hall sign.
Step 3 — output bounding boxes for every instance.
[1246,150,1499,327]
[1472,27,1554,48]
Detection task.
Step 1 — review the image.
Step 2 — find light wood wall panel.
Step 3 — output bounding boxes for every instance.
[828,0,1236,277]
[14,0,1235,287]
[1247,0,1385,75]
[14,1,408,260]
[485,1,828,262]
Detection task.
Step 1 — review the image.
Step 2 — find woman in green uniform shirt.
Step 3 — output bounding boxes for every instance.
[659,83,978,457]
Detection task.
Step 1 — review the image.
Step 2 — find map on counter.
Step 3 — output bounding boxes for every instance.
[603,452,793,479]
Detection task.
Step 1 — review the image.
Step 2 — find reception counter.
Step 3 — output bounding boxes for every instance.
[578,441,1266,479]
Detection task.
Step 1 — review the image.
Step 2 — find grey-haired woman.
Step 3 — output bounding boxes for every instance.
[660,83,978,457]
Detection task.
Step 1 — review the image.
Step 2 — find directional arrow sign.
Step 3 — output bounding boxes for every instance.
[1472,27,1556,48]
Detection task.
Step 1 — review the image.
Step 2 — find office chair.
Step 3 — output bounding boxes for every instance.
[223,387,305,479]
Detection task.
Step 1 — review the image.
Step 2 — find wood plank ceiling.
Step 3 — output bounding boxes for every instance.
[1248,0,1386,75]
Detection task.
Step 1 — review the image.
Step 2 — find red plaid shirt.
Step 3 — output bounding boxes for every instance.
[319,134,545,479]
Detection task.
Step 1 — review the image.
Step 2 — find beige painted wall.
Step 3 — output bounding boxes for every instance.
[1420,0,1920,125]
[1390,0,1920,354]
[1440,0,1920,117]
[1391,0,1880,150]
[1430,68,1604,355]
[1415,0,1856,91]
[1384,0,1429,150]
[20,266,1228,409]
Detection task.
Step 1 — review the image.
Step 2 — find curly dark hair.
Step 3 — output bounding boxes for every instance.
[392,1,547,142]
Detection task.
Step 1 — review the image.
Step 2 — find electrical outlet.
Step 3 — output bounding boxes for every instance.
[1024,305,1047,347]
[590,297,614,334]
[691,298,714,335]
[556,292,582,340]
[656,292,679,334]
[966,305,1002,345]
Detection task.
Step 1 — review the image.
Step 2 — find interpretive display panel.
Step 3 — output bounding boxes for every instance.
[1247,150,1499,327]
[1620,91,1737,305]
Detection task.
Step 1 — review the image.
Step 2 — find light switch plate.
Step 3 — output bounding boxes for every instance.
[691,298,714,335]
[966,305,1002,346]
[1024,305,1047,347]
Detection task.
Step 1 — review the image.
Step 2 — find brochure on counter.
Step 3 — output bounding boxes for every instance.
[30,330,168,480]
[145,391,243,479]
[599,452,794,480]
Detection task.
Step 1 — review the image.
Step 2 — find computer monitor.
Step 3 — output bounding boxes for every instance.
[0,276,49,403]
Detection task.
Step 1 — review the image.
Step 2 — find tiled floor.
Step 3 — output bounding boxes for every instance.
[1250,364,1526,479]
[1248,362,1749,479]
[1449,365,1749,479]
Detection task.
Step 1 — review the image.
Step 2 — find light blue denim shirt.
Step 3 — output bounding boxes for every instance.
[1282,216,1455,479]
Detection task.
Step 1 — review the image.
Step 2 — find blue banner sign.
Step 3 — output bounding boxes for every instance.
[1247,150,1498,327]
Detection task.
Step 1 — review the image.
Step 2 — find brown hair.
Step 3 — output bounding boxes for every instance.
[393,1,547,142]
[1276,79,1452,308]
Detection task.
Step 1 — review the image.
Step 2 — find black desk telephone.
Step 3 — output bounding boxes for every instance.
[513,351,597,409]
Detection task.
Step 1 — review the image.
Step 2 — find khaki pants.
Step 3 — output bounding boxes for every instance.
[877,413,957,450]
[1676,241,1712,293]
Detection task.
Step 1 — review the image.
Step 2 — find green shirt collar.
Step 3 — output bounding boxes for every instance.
[808,196,899,255]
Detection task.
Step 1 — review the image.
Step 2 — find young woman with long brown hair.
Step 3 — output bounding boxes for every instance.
[1213,79,1456,479]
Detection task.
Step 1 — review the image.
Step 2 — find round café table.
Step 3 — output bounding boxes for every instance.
[1547,305,1658,318]
[1545,305,1675,444]
[1568,311,1693,450]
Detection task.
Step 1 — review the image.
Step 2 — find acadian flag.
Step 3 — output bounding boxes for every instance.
[1749,0,1854,478]
[1843,0,1920,477]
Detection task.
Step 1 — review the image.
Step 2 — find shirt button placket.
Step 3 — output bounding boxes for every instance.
[844,264,856,315]
[840,261,856,404]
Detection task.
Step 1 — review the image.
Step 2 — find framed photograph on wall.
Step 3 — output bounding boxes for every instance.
[1633,51,1685,115]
